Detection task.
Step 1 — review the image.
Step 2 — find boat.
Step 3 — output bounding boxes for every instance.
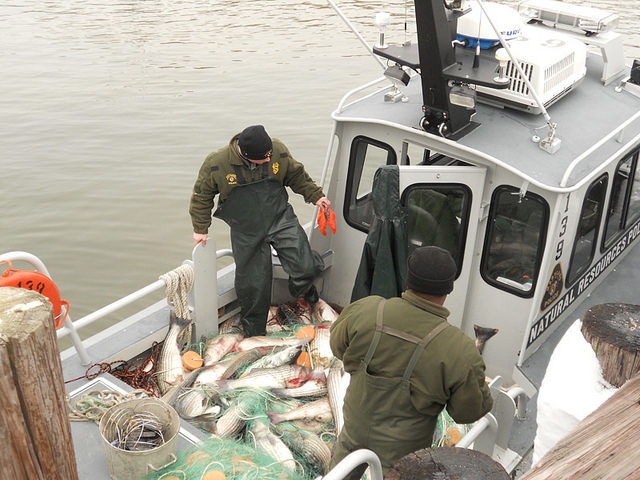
[2,0,640,478]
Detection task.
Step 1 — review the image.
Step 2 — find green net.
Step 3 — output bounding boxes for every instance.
[149,314,476,480]
[432,408,473,447]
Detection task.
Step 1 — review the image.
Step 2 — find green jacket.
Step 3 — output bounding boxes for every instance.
[330,291,493,423]
[189,134,325,234]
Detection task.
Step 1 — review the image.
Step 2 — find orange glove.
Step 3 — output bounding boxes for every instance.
[317,208,336,236]
[327,208,336,234]
[317,209,327,235]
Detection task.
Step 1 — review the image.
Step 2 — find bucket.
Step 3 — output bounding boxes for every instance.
[99,398,180,480]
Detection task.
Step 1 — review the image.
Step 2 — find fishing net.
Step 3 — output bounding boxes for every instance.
[150,304,476,480]
[432,408,473,447]
[146,436,309,480]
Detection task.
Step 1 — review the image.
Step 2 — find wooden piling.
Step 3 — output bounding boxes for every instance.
[521,371,640,479]
[384,447,510,480]
[581,303,640,387]
[0,287,78,480]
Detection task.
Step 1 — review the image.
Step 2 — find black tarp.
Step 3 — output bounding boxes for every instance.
[351,165,408,302]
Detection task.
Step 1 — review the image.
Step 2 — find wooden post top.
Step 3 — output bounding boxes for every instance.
[385,447,510,480]
[583,303,640,350]
[0,287,54,340]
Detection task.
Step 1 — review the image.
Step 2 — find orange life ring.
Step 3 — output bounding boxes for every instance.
[0,260,69,329]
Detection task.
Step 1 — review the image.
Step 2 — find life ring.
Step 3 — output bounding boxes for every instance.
[0,260,69,329]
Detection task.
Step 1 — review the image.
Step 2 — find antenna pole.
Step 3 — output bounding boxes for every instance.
[326,0,387,71]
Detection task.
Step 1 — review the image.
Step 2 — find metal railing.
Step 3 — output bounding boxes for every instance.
[322,449,383,480]
[1,240,232,366]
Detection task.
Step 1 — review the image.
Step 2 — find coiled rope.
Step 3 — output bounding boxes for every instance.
[159,263,194,320]
[67,389,149,423]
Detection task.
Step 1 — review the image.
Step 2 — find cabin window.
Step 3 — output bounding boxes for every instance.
[625,151,640,226]
[344,136,396,232]
[603,155,634,247]
[481,186,549,297]
[402,184,470,275]
[567,175,608,286]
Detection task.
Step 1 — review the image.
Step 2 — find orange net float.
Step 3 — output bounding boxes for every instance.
[0,260,69,329]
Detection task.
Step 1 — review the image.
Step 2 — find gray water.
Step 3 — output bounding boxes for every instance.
[1,1,639,330]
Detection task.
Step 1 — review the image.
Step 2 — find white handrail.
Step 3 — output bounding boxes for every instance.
[2,247,236,366]
[322,449,383,480]
[63,279,166,333]
[456,412,499,451]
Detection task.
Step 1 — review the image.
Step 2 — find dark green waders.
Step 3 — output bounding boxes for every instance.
[214,175,323,336]
[329,299,450,480]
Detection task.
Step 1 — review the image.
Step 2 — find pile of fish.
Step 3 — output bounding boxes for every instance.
[156,298,351,477]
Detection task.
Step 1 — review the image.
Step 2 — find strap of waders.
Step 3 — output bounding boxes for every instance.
[402,321,449,381]
[363,298,387,364]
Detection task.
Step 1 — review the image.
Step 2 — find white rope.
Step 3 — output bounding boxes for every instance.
[159,264,194,320]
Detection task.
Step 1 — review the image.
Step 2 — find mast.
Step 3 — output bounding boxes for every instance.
[414,0,473,136]
[374,0,510,137]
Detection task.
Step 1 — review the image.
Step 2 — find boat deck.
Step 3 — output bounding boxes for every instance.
[60,239,640,479]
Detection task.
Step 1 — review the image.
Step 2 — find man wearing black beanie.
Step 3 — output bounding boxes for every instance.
[189,125,331,336]
[329,246,493,479]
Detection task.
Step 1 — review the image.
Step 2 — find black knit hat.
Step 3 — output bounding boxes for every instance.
[406,246,456,295]
[238,125,273,160]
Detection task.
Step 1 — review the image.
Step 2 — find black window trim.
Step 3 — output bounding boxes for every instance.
[620,149,640,230]
[480,185,550,298]
[400,182,473,280]
[567,173,609,286]
[602,156,635,250]
[343,135,397,234]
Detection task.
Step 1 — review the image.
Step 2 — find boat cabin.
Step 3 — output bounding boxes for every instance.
[307,0,640,383]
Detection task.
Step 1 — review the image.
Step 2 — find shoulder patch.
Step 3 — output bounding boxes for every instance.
[210,166,219,171]
[279,152,288,158]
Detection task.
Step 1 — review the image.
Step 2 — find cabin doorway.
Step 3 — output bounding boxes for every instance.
[398,165,486,328]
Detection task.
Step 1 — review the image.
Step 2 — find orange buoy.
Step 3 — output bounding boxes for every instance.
[295,325,316,341]
[296,351,312,368]
[182,351,204,370]
[185,450,211,466]
[0,260,69,329]
[444,426,462,446]
[202,471,227,480]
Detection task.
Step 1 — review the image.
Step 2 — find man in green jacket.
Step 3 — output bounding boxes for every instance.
[189,125,330,336]
[329,246,493,478]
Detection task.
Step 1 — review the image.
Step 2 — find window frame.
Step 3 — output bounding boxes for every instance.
[480,185,550,298]
[400,182,473,278]
[567,174,609,286]
[343,135,397,233]
[602,155,635,249]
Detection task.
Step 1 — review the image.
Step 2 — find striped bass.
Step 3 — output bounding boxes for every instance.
[312,299,339,324]
[272,368,327,398]
[327,359,350,436]
[214,401,246,438]
[203,333,243,366]
[236,335,308,352]
[267,397,332,425]
[162,350,263,406]
[291,419,330,434]
[156,314,191,394]
[240,344,303,377]
[277,426,331,475]
[249,420,296,471]
[217,364,312,391]
[176,388,213,418]
[309,324,333,369]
